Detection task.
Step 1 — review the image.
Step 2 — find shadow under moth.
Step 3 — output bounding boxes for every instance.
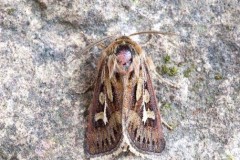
[84,32,173,159]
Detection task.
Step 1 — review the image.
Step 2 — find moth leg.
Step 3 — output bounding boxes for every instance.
[155,72,179,89]
[79,80,96,94]
[146,57,180,88]
[161,118,173,130]
[97,42,107,50]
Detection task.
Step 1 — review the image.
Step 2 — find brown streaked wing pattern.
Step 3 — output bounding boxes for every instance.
[84,59,123,157]
[124,59,165,154]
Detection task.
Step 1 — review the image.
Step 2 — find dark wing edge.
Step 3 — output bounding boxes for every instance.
[84,60,123,158]
[124,59,165,156]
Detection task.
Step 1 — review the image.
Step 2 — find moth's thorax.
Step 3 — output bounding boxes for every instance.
[116,45,132,71]
[106,36,142,76]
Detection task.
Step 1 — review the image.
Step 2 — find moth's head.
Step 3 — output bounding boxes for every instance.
[112,36,141,73]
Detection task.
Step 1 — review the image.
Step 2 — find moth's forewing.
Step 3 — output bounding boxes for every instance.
[84,47,123,157]
[123,60,165,154]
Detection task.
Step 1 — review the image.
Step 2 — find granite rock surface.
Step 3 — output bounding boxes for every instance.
[0,0,239,159]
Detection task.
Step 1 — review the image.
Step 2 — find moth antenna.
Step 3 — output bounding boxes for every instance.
[68,35,116,64]
[128,31,176,37]
[82,35,117,54]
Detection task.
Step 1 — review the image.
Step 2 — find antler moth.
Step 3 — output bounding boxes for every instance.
[84,34,166,159]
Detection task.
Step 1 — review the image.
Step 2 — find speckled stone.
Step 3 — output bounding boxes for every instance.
[0,0,239,159]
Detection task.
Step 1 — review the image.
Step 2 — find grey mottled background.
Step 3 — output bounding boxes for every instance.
[0,0,239,160]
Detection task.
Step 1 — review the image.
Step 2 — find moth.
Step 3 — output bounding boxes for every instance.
[84,32,171,159]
